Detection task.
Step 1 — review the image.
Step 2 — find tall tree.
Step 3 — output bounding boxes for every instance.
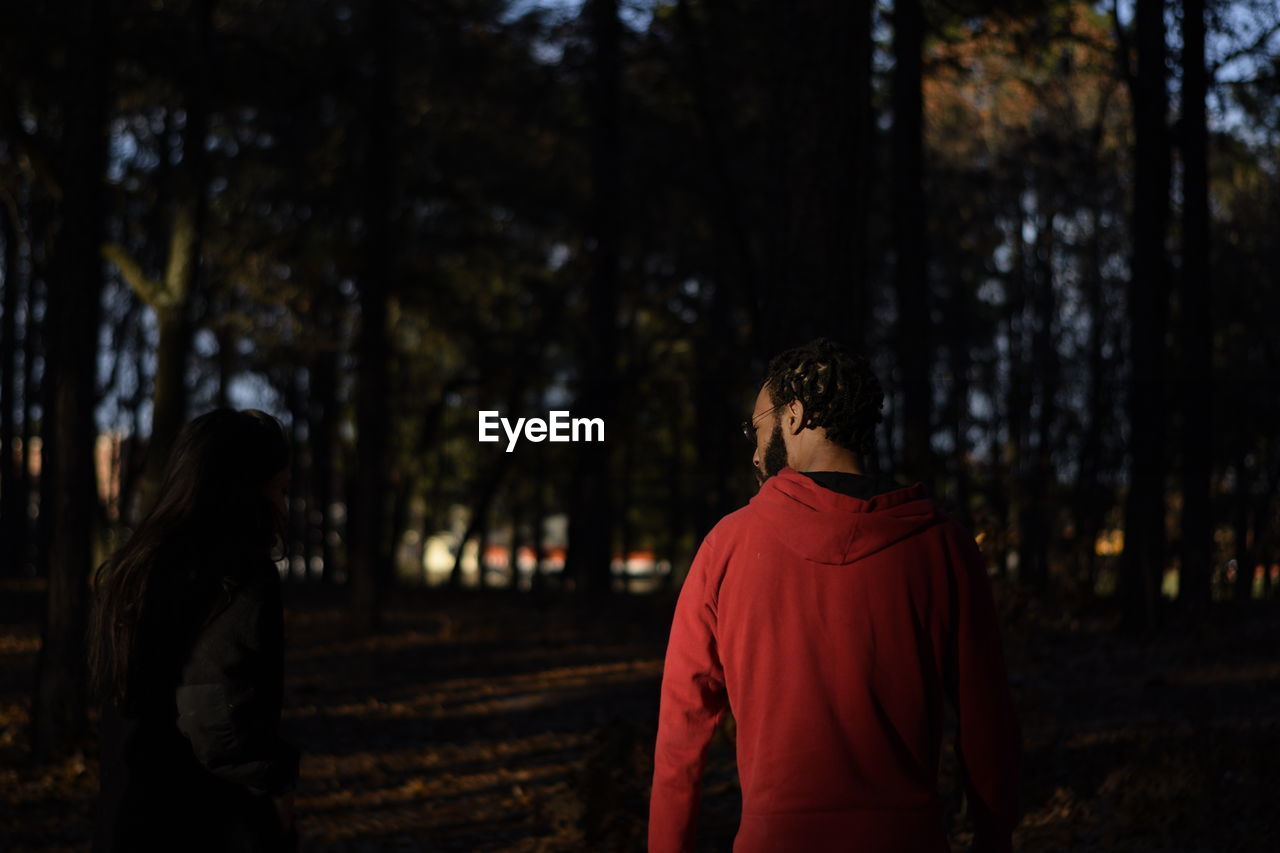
[1004,190,1031,582]
[349,0,396,629]
[1178,0,1212,614]
[816,0,873,346]
[1074,209,1110,592]
[19,235,41,578]
[32,0,112,757]
[892,0,933,485]
[0,198,21,574]
[1121,0,1172,630]
[103,0,215,510]
[1020,202,1059,590]
[755,0,874,348]
[565,0,622,597]
[309,341,340,583]
[672,0,763,349]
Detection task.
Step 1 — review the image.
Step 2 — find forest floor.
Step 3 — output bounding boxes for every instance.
[1,577,1277,852]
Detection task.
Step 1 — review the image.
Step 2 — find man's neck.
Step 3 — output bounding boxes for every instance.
[791,446,864,476]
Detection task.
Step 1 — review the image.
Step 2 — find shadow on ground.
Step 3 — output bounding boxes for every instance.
[1,579,1276,851]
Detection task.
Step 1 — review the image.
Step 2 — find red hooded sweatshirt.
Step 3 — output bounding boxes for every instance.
[649,468,1021,853]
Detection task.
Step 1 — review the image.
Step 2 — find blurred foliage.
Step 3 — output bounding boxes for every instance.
[0,0,1278,600]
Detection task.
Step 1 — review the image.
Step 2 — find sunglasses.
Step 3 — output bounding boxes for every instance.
[741,402,786,444]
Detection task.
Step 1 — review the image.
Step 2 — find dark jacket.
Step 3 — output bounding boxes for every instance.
[650,467,1022,853]
[93,552,299,853]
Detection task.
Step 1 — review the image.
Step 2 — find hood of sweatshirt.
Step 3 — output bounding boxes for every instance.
[748,467,941,565]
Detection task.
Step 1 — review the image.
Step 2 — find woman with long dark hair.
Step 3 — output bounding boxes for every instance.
[90,408,299,852]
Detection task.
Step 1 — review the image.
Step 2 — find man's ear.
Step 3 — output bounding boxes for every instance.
[786,400,805,436]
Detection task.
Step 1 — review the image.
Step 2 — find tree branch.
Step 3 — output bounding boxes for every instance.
[1209,20,1280,77]
[101,242,166,309]
[162,202,196,304]
[102,200,197,311]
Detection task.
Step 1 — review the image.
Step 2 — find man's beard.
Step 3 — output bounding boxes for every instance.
[754,421,789,487]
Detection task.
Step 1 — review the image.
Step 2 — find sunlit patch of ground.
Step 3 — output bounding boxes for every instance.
[1,579,1277,851]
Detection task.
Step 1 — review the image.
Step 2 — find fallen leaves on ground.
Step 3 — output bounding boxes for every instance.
[1,580,1276,851]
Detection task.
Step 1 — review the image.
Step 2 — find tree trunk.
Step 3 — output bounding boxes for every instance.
[759,0,873,347]
[1251,501,1267,599]
[530,450,547,595]
[509,496,524,591]
[1250,451,1280,600]
[126,1,213,507]
[816,0,872,345]
[1121,0,1171,632]
[36,266,57,580]
[1020,212,1059,590]
[19,259,40,576]
[986,345,1010,579]
[1074,122,1112,596]
[143,299,194,495]
[848,0,873,344]
[32,0,111,758]
[690,329,735,540]
[449,461,507,590]
[1005,200,1030,583]
[892,0,932,486]
[672,0,763,349]
[1,201,21,575]
[664,426,684,592]
[309,334,339,583]
[1070,197,1111,596]
[476,511,492,591]
[565,0,621,598]
[618,432,634,594]
[286,371,308,579]
[116,307,149,526]
[386,472,412,588]
[946,271,973,529]
[349,0,396,629]
[1231,453,1253,601]
[1178,0,1213,616]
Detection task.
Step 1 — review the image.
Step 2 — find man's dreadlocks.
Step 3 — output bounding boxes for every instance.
[764,338,885,458]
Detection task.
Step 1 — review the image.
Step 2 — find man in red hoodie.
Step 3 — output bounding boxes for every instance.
[649,339,1021,853]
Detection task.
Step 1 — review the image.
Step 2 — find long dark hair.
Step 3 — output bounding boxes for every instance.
[89,408,290,708]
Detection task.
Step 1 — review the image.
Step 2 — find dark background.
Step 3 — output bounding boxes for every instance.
[1,0,1279,850]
